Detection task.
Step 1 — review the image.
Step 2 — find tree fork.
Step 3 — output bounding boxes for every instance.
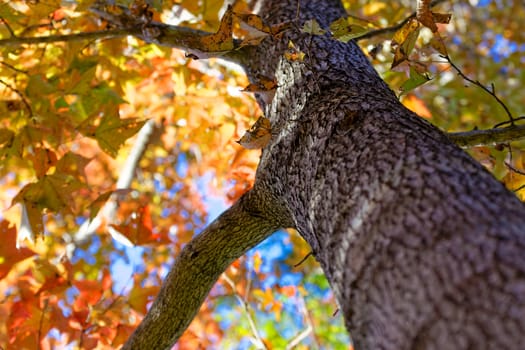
[122,189,290,349]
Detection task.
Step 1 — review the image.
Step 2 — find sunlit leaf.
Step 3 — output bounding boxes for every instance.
[0,220,35,280]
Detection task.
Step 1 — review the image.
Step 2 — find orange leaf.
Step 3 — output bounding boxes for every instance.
[402,94,432,119]
[0,220,35,280]
[28,148,57,179]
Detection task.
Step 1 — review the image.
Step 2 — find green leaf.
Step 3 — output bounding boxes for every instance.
[400,66,431,94]
[330,17,369,42]
[95,115,146,157]
[302,19,326,35]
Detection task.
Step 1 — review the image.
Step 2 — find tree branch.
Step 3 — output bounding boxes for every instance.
[0,28,134,46]
[122,190,281,350]
[447,124,525,147]
[356,0,448,41]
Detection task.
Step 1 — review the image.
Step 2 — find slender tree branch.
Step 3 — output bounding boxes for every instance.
[442,54,515,125]
[447,124,525,148]
[0,17,16,37]
[222,274,268,350]
[122,190,282,350]
[0,28,136,46]
[0,79,33,116]
[356,0,448,41]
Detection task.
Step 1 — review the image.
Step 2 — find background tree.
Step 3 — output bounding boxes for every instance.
[1,0,525,349]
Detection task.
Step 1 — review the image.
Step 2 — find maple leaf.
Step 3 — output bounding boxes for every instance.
[55,152,91,182]
[110,205,159,245]
[236,116,272,149]
[27,147,58,179]
[0,220,35,280]
[95,115,146,158]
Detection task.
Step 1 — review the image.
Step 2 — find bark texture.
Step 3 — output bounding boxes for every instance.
[125,0,525,349]
[246,1,525,349]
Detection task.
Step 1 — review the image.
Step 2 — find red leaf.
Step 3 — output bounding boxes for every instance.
[0,220,35,280]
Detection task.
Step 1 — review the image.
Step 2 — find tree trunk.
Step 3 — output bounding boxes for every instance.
[247,0,525,348]
[125,0,525,348]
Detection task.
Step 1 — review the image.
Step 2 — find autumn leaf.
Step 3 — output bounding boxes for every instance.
[284,40,305,62]
[27,147,58,179]
[197,5,235,54]
[95,115,146,158]
[0,220,35,280]
[391,18,421,68]
[110,205,159,245]
[416,0,437,32]
[302,19,326,35]
[236,116,272,149]
[55,152,91,182]
[242,75,277,104]
[400,66,431,94]
[430,32,448,56]
[88,189,132,222]
[330,17,369,43]
[402,94,432,119]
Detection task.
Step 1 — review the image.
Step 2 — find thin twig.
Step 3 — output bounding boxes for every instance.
[0,61,28,74]
[442,54,515,125]
[37,298,49,347]
[222,273,268,350]
[356,0,448,41]
[0,17,16,37]
[505,162,525,176]
[293,251,313,268]
[0,79,33,116]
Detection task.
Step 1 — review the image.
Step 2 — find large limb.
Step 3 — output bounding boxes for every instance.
[122,189,287,349]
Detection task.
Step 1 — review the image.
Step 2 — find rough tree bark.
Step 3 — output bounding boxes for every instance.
[124,0,525,349]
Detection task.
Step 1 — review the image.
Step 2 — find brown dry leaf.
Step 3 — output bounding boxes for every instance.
[430,32,448,56]
[236,116,272,149]
[432,12,452,25]
[417,0,437,32]
[242,75,278,104]
[199,5,235,53]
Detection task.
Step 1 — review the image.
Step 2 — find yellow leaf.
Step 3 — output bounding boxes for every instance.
[392,18,421,48]
[402,94,432,118]
[363,2,386,16]
[236,116,272,149]
[391,18,421,68]
[284,40,305,62]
